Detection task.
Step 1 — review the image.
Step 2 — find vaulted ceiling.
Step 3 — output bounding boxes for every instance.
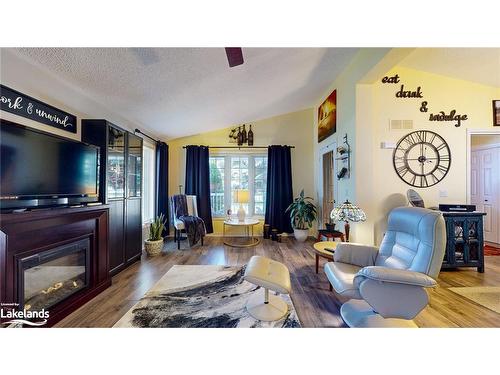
[11,48,359,139]
[399,48,500,88]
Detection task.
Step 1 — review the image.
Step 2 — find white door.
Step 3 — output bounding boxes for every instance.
[471,151,480,206]
[471,148,499,243]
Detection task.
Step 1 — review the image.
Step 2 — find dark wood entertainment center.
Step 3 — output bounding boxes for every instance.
[0,205,111,327]
[0,117,144,327]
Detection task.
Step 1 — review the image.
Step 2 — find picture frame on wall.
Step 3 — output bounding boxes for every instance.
[318,89,337,142]
[493,100,500,126]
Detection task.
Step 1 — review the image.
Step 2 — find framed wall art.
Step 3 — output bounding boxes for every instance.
[493,100,500,126]
[318,89,336,142]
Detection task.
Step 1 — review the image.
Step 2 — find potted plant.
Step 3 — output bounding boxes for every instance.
[145,214,166,256]
[286,190,317,242]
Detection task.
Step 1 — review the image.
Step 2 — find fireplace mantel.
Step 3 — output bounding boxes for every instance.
[0,205,111,327]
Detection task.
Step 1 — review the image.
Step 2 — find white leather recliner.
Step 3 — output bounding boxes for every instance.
[325,207,446,327]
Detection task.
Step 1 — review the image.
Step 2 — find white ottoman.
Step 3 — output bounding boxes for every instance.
[243,255,291,321]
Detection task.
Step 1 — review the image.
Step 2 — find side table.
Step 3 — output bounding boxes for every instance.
[317,229,345,242]
[223,218,261,248]
[313,241,338,291]
[312,241,338,273]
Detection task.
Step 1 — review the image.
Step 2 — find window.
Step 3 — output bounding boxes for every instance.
[142,143,156,224]
[209,154,267,217]
[209,156,225,216]
[230,156,249,214]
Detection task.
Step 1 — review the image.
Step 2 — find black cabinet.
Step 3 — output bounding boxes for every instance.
[441,212,486,273]
[82,120,143,275]
[108,199,125,271]
[125,198,142,262]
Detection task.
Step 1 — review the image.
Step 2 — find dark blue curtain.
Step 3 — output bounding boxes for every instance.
[185,145,213,233]
[265,145,293,233]
[156,141,169,235]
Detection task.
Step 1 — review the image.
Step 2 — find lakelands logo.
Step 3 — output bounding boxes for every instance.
[0,303,49,327]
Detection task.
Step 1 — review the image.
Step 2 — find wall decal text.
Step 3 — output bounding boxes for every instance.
[0,85,77,133]
[381,74,400,84]
[380,75,469,128]
[395,84,423,98]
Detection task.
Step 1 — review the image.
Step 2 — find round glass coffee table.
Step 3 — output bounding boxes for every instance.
[312,241,338,273]
[223,218,261,247]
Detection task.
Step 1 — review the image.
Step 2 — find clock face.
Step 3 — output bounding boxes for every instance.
[393,130,451,188]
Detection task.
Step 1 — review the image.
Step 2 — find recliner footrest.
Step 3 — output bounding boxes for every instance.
[340,299,418,328]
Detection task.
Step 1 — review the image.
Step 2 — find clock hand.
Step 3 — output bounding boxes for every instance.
[405,157,439,161]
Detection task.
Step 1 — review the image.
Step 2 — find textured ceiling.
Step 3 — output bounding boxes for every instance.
[13,48,358,139]
[399,48,500,88]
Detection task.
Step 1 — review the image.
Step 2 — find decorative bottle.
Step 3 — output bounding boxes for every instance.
[237,126,243,146]
[242,124,247,144]
[247,125,254,146]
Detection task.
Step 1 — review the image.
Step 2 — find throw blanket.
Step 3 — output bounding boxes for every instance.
[172,195,206,247]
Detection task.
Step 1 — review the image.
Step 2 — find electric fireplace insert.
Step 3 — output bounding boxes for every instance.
[18,238,90,312]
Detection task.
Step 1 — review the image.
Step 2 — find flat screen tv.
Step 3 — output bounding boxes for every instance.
[0,120,99,209]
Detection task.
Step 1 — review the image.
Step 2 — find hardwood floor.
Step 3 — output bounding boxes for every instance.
[55,236,500,328]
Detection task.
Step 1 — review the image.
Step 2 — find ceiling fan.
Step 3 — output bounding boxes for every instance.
[225,47,244,67]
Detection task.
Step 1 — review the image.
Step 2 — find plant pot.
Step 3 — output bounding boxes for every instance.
[293,228,309,242]
[325,223,336,232]
[144,238,164,256]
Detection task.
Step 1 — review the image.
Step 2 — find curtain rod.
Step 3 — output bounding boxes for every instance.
[182,145,295,149]
[135,128,159,143]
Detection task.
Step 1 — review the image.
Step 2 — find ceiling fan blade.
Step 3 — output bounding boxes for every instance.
[225,47,244,67]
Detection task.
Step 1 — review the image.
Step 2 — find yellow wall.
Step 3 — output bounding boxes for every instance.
[168,108,315,235]
[311,49,391,241]
[357,66,500,244]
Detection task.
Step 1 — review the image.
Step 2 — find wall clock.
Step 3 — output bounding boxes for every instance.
[393,130,451,188]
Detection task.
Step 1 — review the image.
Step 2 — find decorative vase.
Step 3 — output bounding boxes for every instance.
[247,125,254,146]
[271,229,278,241]
[144,239,164,256]
[325,223,336,232]
[293,228,309,242]
[237,205,246,222]
[237,126,243,146]
[263,224,270,239]
[242,124,247,144]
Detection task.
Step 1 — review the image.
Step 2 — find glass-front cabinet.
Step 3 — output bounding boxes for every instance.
[442,212,486,273]
[107,127,126,199]
[82,120,144,276]
[127,133,142,198]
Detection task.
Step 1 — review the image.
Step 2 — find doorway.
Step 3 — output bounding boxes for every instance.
[319,142,337,229]
[468,132,500,245]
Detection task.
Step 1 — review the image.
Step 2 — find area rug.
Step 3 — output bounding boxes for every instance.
[484,245,500,256]
[448,287,500,314]
[114,265,301,328]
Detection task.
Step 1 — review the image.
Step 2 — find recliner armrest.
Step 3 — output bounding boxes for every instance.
[354,266,437,288]
[333,243,379,268]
